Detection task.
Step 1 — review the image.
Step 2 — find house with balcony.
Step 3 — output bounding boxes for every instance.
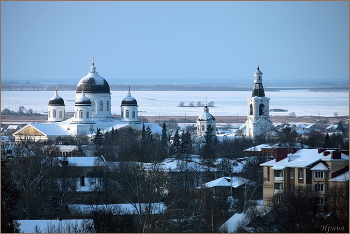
[260,148,349,206]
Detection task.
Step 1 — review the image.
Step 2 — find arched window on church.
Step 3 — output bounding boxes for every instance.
[48,108,51,118]
[53,109,56,118]
[250,104,253,115]
[100,101,103,111]
[126,110,129,118]
[132,111,135,118]
[59,111,62,118]
[86,111,89,119]
[107,101,110,111]
[259,104,265,116]
[79,110,83,118]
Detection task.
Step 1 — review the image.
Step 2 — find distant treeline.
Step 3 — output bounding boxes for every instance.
[2,83,348,92]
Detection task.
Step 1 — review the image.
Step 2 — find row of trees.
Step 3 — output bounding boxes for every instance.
[1,106,42,116]
[178,101,215,107]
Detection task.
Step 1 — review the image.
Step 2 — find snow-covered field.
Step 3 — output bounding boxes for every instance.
[1,90,348,117]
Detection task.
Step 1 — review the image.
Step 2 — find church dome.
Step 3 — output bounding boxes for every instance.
[49,88,65,106]
[254,66,263,75]
[198,105,215,121]
[76,63,110,93]
[121,88,138,106]
[75,92,91,105]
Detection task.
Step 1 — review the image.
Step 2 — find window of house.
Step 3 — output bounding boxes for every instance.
[315,183,324,192]
[317,197,325,205]
[267,167,270,181]
[275,195,282,203]
[274,170,283,177]
[100,101,103,111]
[290,184,294,191]
[314,171,324,178]
[107,101,110,111]
[126,110,129,118]
[299,172,303,179]
[290,171,294,178]
[53,109,56,118]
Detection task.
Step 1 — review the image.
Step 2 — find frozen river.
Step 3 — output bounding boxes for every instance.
[1,90,348,117]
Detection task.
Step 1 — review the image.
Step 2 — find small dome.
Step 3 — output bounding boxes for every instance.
[76,63,110,93]
[198,105,215,121]
[121,89,138,106]
[75,92,91,105]
[254,65,263,75]
[49,89,65,106]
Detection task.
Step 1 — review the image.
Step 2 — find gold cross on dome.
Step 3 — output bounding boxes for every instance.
[92,56,95,65]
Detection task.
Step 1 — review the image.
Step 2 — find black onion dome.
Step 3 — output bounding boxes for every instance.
[121,89,138,106]
[76,64,110,93]
[252,83,265,97]
[49,90,65,106]
[252,66,265,97]
[75,92,91,105]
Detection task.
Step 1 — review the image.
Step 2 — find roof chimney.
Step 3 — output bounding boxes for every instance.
[275,148,288,162]
[331,151,341,159]
[291,148,297,154]
[323,151,330,156]
[318,148,326,154]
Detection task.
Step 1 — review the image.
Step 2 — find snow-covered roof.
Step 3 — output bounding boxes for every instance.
[16,219,94,233]
[30,123,71,136]
[220,213,246,233]
[202,176,254,188]
[7,125,19,129]
[310,162,329,171]
[260,149,349,169]
[244,144,273,152]
[58,156,106,167]
[329,171,349,182]
[68,202,166,215]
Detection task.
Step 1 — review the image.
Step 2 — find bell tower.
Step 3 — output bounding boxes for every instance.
[245,65,273,138]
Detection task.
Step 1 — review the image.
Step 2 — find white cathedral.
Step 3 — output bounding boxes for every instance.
[13,62,162,142]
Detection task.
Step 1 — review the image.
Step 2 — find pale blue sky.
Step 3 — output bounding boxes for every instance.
[2,1,348,85]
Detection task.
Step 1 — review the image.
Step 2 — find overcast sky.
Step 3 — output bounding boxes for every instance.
[2,1,348,85]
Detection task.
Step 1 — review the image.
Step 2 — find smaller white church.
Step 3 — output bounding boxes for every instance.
[196,103,216,136]
[244,65,274,139]
[13,61,162,142]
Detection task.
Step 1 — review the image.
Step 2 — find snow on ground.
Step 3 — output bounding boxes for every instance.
[142,154,245,173]
[68,202,166,215]
[17,219,94,233]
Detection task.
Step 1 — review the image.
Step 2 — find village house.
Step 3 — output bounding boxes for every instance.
[260,148,349,207]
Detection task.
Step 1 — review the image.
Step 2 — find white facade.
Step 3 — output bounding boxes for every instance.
[197,105,216,136]
[48,89,65,122]
[245,66,274,138]
[71,91,94,124]
[14,62,163,142]
[120,89,139,123]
